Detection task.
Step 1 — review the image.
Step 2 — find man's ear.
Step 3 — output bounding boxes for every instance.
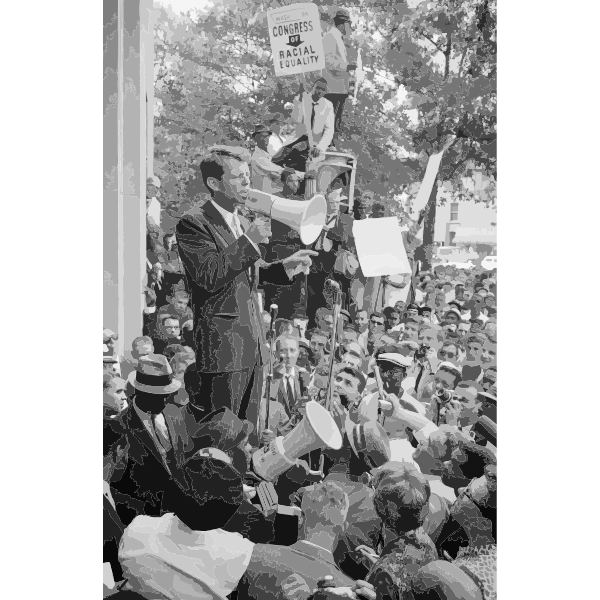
[206,176,221,193]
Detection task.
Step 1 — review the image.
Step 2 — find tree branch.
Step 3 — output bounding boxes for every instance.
[419,30,445,53]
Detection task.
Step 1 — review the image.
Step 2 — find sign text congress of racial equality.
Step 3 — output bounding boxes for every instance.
[267,3,325,76]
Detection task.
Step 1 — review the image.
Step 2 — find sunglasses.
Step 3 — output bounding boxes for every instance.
[439,350,456,358]
[467,345,481,351]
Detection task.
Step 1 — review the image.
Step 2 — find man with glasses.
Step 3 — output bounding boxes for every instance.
[437,343,460,367]
[360,312,384,356]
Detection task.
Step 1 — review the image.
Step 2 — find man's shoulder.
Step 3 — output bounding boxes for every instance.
[178,203,210,229]
[322,97,335,111]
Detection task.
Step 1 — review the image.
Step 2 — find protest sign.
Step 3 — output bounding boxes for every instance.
[267,3,325,77]
[353,217,412,277]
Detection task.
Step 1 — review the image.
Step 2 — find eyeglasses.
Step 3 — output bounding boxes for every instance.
[439,350,456,358]
[370,319,384,325]
[467,345,481,352]
[462,477,484,514]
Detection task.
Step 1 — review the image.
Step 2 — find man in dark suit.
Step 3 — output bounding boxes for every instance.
[176,146,317,444]
[106,355,199,526]
[236,481,355,600]
[102,418,128,582]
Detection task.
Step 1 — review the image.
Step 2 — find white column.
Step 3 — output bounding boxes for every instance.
[103,0,154,358]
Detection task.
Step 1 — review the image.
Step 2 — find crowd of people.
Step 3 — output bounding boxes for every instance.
[103,15,497,593]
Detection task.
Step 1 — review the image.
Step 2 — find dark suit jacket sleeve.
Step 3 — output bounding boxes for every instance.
[258,261,295,287]
[176,217,262,293]
[222,501,276,544]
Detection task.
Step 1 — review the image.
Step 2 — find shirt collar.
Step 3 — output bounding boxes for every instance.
[252,146,270,159]
[210,199,236,229]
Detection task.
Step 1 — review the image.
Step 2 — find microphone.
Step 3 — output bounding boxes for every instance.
[267,304,278,342]
[325,279,341,290]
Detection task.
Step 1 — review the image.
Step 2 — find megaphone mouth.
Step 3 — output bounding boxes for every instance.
[298,195,327,245]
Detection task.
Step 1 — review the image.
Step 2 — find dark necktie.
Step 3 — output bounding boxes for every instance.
[415,363,425,395]
[311,102,317,129]
[286,375,294,404]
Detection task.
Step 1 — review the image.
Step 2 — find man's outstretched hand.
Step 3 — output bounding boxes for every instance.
[283,249,319,278]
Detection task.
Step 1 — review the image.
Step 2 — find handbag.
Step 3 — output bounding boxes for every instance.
[334,249,359,278]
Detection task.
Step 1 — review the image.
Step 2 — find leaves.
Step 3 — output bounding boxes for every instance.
[152,0,496,224]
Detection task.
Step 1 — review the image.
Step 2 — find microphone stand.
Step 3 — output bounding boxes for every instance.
[325,284,343,413]
[260,305,277,447]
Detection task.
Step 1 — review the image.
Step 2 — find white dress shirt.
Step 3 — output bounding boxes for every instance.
[290,95,335,152]
[210,200,260,253]
[120,513,254,599]
[267,132,284,157]
[102,480,116,510]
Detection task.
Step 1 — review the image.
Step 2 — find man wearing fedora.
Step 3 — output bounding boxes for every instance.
[106,354,199,526]
[251,124,303,195]
[176,146,318,445]
[321,9,357,141]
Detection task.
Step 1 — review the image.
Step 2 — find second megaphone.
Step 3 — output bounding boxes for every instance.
[245,189,327,245]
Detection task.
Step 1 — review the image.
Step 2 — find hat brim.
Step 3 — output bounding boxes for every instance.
[131,373,181,394]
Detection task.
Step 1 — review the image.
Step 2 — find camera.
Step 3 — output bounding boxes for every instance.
[414,343,430,361]
[435,388,455,403]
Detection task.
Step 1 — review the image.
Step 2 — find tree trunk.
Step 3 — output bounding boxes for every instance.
[415,180,438,271]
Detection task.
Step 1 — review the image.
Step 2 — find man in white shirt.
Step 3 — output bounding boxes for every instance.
[321,9,357,140]
[251,124,302,194]
[263,112,287,157]
[273,79,335,173]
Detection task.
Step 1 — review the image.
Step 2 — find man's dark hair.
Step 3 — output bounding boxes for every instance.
[313,76,328,86]
[102,417,127,459]
[336,365,367,393]
[370,312,383,320]
[453,441,497,481]
[382,306,399,318]
[418,306,432,315]
[199,149,245,196]
[437,363,462,386]
[407,303,419,311]
[466,335,483,346]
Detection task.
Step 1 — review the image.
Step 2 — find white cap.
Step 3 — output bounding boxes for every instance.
[377,353,413,368]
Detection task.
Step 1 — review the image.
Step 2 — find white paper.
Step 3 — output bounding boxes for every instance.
[103,563,115,590]
[353,217,412,277]
[410,150,445,217]
[267,4,325,77]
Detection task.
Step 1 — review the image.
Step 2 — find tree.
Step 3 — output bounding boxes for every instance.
[152,0,497,260]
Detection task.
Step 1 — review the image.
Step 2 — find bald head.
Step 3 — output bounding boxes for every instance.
[411,561,485,599]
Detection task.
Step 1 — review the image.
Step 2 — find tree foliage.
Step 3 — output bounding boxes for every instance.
[153,0,496,245]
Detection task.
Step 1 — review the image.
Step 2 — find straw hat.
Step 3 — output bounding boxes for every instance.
[130,354,181,394]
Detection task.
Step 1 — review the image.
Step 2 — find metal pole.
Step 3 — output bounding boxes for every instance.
[325,287,342,412]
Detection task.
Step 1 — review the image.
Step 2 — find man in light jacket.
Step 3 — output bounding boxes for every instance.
[321,9,357,139]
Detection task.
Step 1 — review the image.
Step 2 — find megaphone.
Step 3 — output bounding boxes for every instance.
[252,400,343,481]
[245,189,327,245]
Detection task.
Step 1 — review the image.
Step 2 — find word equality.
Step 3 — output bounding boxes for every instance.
[278,46,320,69]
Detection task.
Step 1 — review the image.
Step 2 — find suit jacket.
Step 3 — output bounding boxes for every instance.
[176,201,293,373]
[102,492,125,581]
[290,95,335,152]
[271,365,310,418]
[236,540,354,600]
[107,403,194,525]
[321,28,351,94]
